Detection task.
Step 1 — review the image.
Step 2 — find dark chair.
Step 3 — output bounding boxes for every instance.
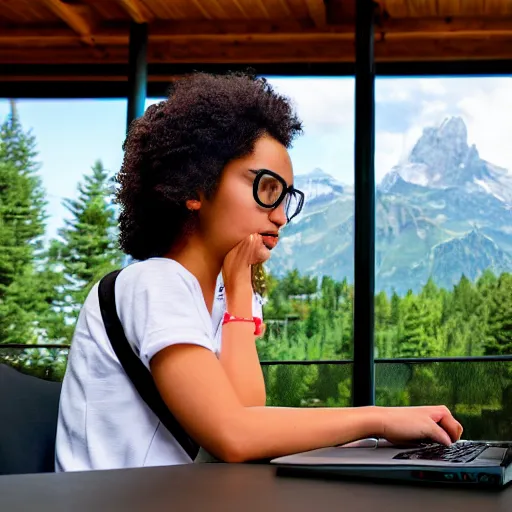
[0,364,61,475]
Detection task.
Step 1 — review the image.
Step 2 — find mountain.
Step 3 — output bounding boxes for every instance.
[267,117,512,294]
[294,168,346,208]
[389,116,512,203]
[427,229,512,288]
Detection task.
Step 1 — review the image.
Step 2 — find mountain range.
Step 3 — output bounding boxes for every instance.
[266,117,512,295]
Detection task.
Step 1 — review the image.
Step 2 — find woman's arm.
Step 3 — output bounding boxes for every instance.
[219,281,266,407]
[151,344,463,463]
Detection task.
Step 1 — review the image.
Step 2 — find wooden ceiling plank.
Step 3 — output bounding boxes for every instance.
[231,0,251,19]
[117,0,152,23]
[190,0,214,19]
[42,0,95,45]
[207,0,230,18]
[276,0,293,17]
[255,0,272,18]
[4,16,512,43]
[304,0,327,28]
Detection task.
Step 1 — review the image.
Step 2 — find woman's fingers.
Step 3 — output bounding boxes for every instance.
[437,414,464,443]
[428,421,453,446]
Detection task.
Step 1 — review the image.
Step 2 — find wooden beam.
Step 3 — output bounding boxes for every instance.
[305,0,327,28]
[42,0,95,46]
[117,0,151,23]
[4,36,512,64]
[378,16,512,36]
[0,47,126,64]
[0,29,84,47]
[130,19,318,35]
[5,17,512,47]
[0,29,354,47]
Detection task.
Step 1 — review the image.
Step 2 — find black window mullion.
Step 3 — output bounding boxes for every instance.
[352,0,376,407]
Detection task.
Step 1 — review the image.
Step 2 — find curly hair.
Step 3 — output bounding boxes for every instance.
[115,71,303,261]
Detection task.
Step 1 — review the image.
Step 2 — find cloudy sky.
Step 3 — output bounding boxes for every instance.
[1,76,511,241]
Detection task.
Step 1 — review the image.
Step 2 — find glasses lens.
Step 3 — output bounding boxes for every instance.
[284,190,302,221]
[257,174,284,206]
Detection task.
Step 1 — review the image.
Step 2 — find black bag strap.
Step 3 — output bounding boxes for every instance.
[98,269,200,461]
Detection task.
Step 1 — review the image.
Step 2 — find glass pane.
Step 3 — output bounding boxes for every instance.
[376,360,512,440]
[256,78,356,362]
[0,346,68,382]
[374,77,512,358]
[262,363,352,407]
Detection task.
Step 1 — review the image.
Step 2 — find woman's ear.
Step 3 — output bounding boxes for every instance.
[186,199,201,211]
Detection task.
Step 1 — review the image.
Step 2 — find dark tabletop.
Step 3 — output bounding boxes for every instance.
[1,463,511,512]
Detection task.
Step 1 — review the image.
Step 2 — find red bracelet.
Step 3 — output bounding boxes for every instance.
[222,312,263,336]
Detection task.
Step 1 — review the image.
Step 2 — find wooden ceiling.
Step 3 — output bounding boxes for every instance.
[2,0,512,71]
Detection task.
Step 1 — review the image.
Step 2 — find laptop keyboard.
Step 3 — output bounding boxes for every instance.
[393,442,488,463]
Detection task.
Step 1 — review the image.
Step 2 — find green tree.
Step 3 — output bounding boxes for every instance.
[398,297,436,358]
[375,290,391,329]
[0,100,47,259]
[49,160,124,338]
[0,103,48,345]
[484,273,512,355]
[390,290,401,326]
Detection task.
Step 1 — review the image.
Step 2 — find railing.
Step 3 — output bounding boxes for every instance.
[2,343,510,442]
[260,355,512,365]
[4,343,511,363]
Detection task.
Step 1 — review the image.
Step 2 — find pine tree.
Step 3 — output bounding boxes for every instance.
[375,290,391,329]
[399,297,435,358]
[0,103,48,345]
[0,100,47,258]
[51,160,124,334]
[484,273,512,355]
[390,290,401,326]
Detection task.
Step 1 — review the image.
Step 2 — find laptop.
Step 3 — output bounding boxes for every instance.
[271,438,512,489]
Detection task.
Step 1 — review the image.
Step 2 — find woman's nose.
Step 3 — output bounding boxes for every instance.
[268,201,287,227]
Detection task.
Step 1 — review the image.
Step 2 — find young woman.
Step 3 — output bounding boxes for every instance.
[55,72,463,471]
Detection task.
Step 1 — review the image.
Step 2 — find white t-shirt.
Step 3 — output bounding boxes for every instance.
[55,257,263,472]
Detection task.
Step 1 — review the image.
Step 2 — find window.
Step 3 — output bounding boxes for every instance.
[374,76,512,438]
[0,99,126,381]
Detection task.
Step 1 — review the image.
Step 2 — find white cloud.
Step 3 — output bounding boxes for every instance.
[268,77,354,133]
[375,131,406,181]
[418,78,447,96]
[456,79,512,172]
[375,79,413,103]
[376,77,447,104]
[420,99,449,120]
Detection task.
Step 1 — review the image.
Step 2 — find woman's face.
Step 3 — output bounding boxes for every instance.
[196,134,295,260]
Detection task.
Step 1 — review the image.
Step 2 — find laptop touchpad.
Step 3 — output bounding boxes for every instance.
[479,447,506,461]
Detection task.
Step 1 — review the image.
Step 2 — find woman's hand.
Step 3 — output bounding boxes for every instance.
[222,234,270,299]
[379,405,463,446]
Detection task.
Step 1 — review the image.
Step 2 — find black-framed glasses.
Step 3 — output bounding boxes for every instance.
[251,169,305,223]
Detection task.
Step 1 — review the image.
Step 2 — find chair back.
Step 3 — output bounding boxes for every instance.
[0,364,61,475]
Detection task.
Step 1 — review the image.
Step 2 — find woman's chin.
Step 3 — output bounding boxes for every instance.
[254,245,272,264]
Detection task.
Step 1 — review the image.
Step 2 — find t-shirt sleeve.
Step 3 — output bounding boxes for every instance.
[118,265,215,369]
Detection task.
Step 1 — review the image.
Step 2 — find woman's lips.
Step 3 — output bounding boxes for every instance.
[261,235,278,250]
